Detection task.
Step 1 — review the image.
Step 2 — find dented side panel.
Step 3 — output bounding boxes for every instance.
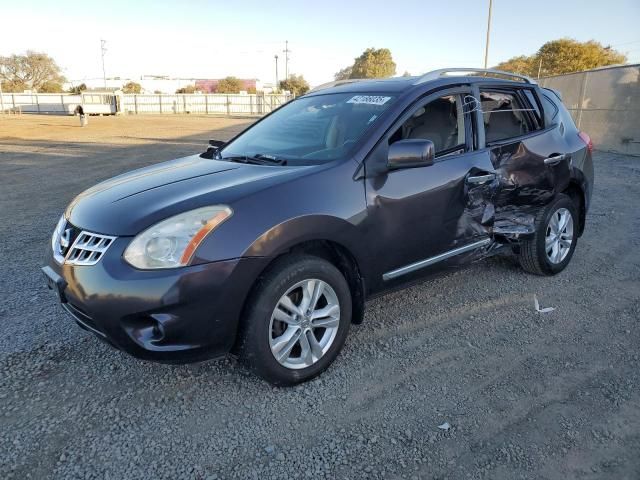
[362,85,581,293]
[364,149,499,292]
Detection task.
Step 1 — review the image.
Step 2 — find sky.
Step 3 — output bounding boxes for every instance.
[1,0,639,87]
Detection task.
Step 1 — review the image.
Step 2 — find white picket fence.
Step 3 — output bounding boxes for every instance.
[0,92,294,116]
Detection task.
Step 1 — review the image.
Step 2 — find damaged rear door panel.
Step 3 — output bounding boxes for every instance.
[474,86,572,241]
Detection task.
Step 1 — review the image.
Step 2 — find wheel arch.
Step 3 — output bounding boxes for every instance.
[563,180,586,236]
[237,237,366,348]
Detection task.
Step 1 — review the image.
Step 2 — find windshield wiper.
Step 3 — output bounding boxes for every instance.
[222,154,287,166]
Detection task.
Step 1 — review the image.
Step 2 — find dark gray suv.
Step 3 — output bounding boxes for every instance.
[43,69,594,385]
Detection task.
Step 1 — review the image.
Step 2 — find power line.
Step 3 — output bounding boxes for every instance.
[609,39,640,47]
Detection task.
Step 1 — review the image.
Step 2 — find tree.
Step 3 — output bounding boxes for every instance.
[176,84,197,94]
[279,74,310,96]
[68,83,87,94]
[215,76,243,94]
[334,66,353,81]
[38,80,64,93]
[492,55,535,76]
[0,51,65,92]
[493,39,627,77]
[402,71,412,77]
[351,48,396,79]
[122,81,142,94]
[334,48,396,80]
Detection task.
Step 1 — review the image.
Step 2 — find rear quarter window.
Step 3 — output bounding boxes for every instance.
[541,93,559,124]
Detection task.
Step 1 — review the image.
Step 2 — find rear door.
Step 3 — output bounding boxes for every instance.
[474,85,572,237]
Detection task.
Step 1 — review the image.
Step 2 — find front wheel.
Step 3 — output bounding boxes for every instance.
[519,194,578,275]
[238,255,352,386]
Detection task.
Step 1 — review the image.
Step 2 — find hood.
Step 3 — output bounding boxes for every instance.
[66,154,310,235]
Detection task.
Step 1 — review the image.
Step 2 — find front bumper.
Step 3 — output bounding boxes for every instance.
[43,236,268,363]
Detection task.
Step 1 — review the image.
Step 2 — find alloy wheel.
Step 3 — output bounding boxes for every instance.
[545,207,574,264]
[268,279,340,370]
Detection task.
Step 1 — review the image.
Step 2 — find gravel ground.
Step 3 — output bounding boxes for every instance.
[1,115,639,479]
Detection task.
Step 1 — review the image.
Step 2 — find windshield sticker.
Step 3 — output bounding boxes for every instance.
[347,95,391,106]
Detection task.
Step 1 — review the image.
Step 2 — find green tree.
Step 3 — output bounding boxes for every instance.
[492,55,535,76]
[122,81,142,94]
[334,48,396,80]
[68,83,87,94]
[0,51,65,92]
[38,80,64,93]
[334,66,353,81]
[351,48,396,79]
[215,76,242,94]
[493,39,627,77]
[279,74,310,96]
[176,84,197,94]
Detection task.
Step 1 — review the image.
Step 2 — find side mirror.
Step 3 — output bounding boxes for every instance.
[200,139,227,159]
[387,139,435,170]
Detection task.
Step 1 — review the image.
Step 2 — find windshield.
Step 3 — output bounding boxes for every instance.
[220,93,396,164]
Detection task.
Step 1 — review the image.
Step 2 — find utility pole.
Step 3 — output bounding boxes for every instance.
[283,40,291,80]
[100,39,107,89]
[537,55,543,79]
[0,66,4,113]
[274,55,279,91]
[483,0,493,69]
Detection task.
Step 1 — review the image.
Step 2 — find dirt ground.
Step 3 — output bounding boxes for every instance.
[1,114,639,479]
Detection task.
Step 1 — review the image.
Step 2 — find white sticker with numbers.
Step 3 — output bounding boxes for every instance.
[346,95,391,105]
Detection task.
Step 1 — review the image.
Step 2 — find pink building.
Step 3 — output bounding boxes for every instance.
[195,79,258,93]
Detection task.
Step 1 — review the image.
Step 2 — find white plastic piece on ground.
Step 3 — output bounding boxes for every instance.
[438,422,451,431]
[534,294,555,313]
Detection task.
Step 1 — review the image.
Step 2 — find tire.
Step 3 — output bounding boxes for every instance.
[519,194,578,275]
[238,255,352,386]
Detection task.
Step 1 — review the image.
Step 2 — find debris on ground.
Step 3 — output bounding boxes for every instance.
[534,294,555,313]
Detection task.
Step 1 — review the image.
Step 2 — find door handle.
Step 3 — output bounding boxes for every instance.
[544,153,569,165]
[466,173,496,185]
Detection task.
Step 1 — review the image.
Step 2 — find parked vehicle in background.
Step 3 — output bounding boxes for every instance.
[79,92,117,115]
[43,69,594,385]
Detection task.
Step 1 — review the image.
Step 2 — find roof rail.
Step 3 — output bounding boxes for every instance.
[309,78,367,93]
[414,68,537,85]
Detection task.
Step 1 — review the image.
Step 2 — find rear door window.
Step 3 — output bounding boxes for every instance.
[480,91,532,144]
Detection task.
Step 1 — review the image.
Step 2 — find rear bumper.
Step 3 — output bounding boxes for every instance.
[43,238,268,363]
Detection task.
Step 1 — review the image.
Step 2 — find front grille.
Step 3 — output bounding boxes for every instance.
[66,231,116,266]
[52,217,116,266]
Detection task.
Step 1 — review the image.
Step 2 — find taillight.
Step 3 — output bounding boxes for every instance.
[578,132,593,153]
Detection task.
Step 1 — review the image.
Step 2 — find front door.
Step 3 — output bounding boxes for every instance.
[363,88,497,292]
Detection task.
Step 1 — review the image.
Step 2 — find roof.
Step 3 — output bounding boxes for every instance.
[308,68,536,96]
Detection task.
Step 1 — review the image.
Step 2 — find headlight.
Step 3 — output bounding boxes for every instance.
[51,215,66,252]
[123,206,232,269]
